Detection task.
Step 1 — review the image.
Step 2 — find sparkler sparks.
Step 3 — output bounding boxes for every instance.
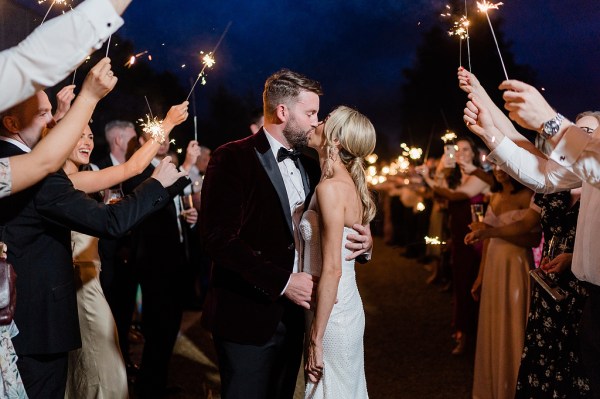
[39,0,68,25]
[400,143,423,161]
[441,131,458,143]
[139,115,165,144]
[186,21,232,101]
[125,51,151,68]
[476,1,504,12]
[425,236,446,245]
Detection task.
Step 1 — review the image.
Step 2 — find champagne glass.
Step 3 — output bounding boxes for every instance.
[546,235,569,260]
[104,186,123,204]
[470,204,484,223]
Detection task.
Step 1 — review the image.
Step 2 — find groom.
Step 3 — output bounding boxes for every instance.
[200,69,372,398]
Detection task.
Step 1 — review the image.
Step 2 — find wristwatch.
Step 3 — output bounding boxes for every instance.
[540,113,564,140]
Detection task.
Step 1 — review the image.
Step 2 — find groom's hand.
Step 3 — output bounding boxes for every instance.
[345,223,373,261]
[284,272,319,310]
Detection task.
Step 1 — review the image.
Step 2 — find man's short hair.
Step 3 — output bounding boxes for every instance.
[262,69,323,117]
[104,120,135,141]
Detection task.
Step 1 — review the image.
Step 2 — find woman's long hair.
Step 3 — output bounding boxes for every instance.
[322,106,377,224]
[447,136,481,190]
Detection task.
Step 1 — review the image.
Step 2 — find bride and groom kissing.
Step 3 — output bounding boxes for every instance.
[200,69,376,399]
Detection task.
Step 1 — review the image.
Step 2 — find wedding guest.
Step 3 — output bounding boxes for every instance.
[95,119,140,374]
[461,101,599,397]
[465,167,538,399]
[418,137,490,355]
[302,106,376,398]
[0,58,116,198]
[200,69,373,399]
[462,77,600,399]
[0,0,131,113]
[123,135,198,398]
[61,100,187,398]
[0,87,186,398]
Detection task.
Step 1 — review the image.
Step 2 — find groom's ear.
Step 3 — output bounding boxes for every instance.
[275,104,288,124]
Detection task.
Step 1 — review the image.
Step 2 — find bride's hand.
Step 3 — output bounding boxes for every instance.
[306,340,324,383]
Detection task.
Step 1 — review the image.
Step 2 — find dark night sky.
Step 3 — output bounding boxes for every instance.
[115,0,600,139]
[15,0,600,147]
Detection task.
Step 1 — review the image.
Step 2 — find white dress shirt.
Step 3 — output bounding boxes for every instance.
[487,131,600,286]
[0,0,123,112]
[264,130,306,294]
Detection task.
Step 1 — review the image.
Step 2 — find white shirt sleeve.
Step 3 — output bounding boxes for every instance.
[486,137,581,193]
[549,125,600,188]
[0,0,123,112]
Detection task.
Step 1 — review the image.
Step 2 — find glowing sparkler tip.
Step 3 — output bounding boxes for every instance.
[139,115,165,143]
[441,131,458,143]
[200,51,216,68]
[477,1,503,13]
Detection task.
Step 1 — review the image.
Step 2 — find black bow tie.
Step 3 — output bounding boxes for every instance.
[277,147,301,165]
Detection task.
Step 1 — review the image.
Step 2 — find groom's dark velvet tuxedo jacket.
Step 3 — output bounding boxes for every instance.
[200,129,320,345]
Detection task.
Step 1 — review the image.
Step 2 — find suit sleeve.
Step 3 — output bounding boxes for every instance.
[200,146,291,301]
[34,171,170,239]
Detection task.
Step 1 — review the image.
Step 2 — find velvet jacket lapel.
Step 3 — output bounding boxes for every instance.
[254,129,314,237]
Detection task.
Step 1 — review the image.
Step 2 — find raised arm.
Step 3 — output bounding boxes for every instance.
[306,183,345,383]
[458,69,544,157]
[6,58,116,196]
[0,0,129,112]
[69,102,189,193]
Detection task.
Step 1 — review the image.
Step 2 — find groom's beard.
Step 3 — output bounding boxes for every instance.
[283,115,311,149]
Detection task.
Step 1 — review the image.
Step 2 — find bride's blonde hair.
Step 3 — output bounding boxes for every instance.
[322,106,376,224]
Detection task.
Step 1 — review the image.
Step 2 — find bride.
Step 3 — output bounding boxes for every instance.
[301,106,376,398]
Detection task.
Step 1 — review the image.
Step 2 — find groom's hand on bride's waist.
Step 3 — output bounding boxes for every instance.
[345,223,373,263]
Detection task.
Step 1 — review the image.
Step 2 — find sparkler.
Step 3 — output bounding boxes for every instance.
[477,1,508,80]
[186,21,233,101]
[441,130,457,143]
[416,202,426,212]
[139,115,165,143]
[425,236,446,245]
[400,143,423,161]
[39,0,67,25]
[125,51,151,68]
[448,16,470,68]
[464,0,472,72]
[105,35,112,58]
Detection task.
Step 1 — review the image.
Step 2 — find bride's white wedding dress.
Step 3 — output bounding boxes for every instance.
[299,210,369,399]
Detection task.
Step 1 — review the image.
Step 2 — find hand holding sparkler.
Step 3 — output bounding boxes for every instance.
[463,96,504,150]
[181,140,201,172]
[79,57,117,102]
[499,80,563,133]
[161,101,190,136]
[53,84,76,122]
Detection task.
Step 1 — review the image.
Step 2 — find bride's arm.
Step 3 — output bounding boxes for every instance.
[306,182,345,383]
[69,102,189,193]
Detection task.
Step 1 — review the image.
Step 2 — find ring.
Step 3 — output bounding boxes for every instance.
[107,71,113,77]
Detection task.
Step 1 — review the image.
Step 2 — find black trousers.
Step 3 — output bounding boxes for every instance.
[214,317,304,399]
[580,283,600,399]
[17,352,68,399]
